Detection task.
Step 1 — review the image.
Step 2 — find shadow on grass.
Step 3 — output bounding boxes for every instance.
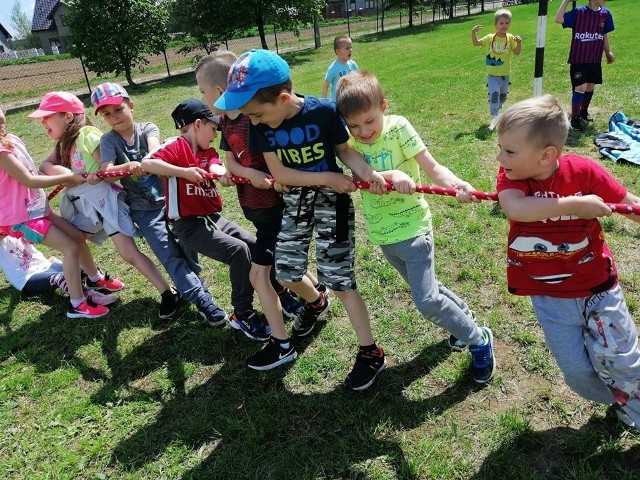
[471,411,640,479]
[0,296,173,374]
[108,339,478,479]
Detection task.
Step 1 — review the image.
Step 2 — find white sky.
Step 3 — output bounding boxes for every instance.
[0,0,36,37]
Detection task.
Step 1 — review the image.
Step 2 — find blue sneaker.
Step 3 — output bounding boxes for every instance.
[468,326,495,384]
[229,309,271,342]
[197,298,228,327]
[278,289,304,320]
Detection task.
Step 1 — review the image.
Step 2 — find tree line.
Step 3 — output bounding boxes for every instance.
[63,0,479,86]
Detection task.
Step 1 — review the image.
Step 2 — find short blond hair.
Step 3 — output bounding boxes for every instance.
[491,95,569,150]
[494,8,512,23]
[333,34,352,52]
[335,70,385,120]
[195,50,238,89]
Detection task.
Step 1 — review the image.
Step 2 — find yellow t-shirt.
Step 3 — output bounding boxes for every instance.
[69,125,102,173]
[349,115,433,246]
[480,32,518,76]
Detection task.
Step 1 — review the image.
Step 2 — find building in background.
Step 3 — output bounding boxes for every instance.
[0,22,13,53]
[31,0,69,54]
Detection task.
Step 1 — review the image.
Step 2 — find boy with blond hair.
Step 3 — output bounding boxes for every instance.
[322,35,359,101]
[195,51,322,370]
[471,9,521,118]
[494,94,640,429]
[215,49,388,391]
[336,70,495,384]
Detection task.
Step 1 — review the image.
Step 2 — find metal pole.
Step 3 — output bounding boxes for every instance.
[162,49,171,77]
[533,0,549,97]
[273,25,279,54]
[347,6,351,37]
[79,54,91,96]
[313,14,321,49]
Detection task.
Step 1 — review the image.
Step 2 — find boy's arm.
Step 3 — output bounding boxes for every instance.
[498,188,612,222]
[321,80,330,98]
[141,157,208,183]
[603,34,615,64]
[555,0,570,24]
[224,150,273,189]
[334,142,386,188]
[263,151,357,193]
[471,25,483,46]
[513,35,522,55]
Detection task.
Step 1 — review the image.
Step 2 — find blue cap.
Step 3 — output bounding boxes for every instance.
[214,49,290,111]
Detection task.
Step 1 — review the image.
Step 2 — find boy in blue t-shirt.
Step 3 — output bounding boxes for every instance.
[91,82,227,325]
[215,49,388,391]
[322,35,359,101]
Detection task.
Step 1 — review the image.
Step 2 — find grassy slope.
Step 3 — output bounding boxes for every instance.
[2,1,640,478]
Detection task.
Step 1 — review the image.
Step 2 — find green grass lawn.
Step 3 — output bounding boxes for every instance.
[2,1,640,478]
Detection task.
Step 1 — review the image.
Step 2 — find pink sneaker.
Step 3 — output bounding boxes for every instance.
[86,271,125,292]
[67,299,109,319]
[85,289,119,306]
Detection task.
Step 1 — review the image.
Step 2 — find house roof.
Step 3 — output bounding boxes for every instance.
[32,0,60,32]
[0,22,13,39]
[47,1,65,20]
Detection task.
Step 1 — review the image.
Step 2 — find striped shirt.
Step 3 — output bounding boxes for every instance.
[562,6,614,64]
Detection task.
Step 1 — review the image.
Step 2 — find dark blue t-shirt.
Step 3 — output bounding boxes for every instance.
[248,95,347,173]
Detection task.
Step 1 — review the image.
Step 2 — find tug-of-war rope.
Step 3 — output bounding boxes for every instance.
[47,169,640,216]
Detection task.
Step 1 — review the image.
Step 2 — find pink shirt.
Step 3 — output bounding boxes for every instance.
[0,133,49,226]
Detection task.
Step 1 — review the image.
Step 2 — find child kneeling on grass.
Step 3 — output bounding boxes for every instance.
[336,70,495,384]
[494,94,640,429]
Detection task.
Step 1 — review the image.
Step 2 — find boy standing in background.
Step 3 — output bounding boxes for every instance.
[555,0,615,131]
[322,35,359,101]
[471,9,521,119]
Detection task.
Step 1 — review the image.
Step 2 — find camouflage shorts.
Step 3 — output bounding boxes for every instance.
[275,187,356,291]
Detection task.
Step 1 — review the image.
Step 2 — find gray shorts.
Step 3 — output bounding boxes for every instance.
[275,187,356,291]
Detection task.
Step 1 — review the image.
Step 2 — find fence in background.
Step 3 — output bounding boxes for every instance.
[1,2,505,111]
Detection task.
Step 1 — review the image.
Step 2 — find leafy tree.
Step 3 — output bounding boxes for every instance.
[65,0,170,86]
[174,0,324,53]
[9,1,40,49]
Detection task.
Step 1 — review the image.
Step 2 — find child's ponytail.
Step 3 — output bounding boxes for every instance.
[56,113,93,168]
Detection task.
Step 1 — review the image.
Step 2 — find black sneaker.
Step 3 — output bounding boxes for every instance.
[570,117,585,131]
[344,345,387,391]
[197,298,228,327]
[278,289,305,320]
[580,110,593,122]
[246,337,298,371]
[229,309,271,341]
[158,287,180,319]
[292,291,330,337]
[468,327,496,384]
[448,335,467,352]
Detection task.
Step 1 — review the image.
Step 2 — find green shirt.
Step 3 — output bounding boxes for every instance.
[70,125,102,174]
[349,114,432,245]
